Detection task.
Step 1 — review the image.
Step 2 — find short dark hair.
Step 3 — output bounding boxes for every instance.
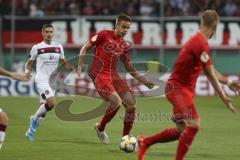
[116,14,132,23]
[42,24,54,30]
[201,10,219,28]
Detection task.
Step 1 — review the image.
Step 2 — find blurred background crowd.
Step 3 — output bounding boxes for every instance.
[1,0,240,17]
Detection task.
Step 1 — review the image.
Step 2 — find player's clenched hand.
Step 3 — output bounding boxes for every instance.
[144,81,155,89]
[22,73,31,81]
[228,80,240,95]
[11,72,31,82]
[76,66,82,77]
[221,95,238,114]
[24,69,32,80]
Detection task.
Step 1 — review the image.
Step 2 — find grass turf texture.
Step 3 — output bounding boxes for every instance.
[0,96,240,160]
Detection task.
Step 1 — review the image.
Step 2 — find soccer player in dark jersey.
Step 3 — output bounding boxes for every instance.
[137,10,240,160]
[0,67,30,149]
[77,14,154,144]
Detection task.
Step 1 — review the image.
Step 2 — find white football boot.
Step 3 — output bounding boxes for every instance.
[94,123,109,144]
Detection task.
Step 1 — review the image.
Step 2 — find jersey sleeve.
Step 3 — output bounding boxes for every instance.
[59,44,65,59]
[200,44,212,67]
[89,31,105,46]
[29,45,38,60]
[194,39,212,67]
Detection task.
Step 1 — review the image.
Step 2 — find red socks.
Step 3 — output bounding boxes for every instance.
[141,126,198,160]
[98,105,136,136]
[123,111,135,136]
[144,128,181,147]
[98,105,119,132]
[176,126,199,160]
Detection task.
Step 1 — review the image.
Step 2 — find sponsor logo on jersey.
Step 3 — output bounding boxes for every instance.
[49,55,56,60]
[45,90,49,95]
[55,48,60,52]
[103,41,117,53]
[37,47,61,55]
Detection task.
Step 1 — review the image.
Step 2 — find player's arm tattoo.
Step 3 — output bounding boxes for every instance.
[123,61,149,84]
[60,58,75,71]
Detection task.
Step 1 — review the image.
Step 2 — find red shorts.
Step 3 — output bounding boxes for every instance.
[166,84,199,124]
[93,75,131,100]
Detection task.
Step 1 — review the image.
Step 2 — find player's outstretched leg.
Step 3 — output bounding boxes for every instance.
[26,97,55,141]
[95,104,120,144]
[95,93,122,144]
[97,105,120,132]
[0,110,8,150]
[137,128,181,160]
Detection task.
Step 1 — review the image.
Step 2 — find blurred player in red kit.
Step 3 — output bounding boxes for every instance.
[77,14,154,144]
[138,10,240,160]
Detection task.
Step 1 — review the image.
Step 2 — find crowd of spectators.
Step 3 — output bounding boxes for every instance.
[1,0,240,17]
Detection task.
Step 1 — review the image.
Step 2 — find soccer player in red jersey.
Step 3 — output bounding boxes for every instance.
[0,67,30,149]
[77,14,154,144]
[137,10,240,160]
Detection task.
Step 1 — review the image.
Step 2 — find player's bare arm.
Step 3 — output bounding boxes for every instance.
[203,63,237,113]
[0,67,30,81]
[77,42,93,75]
[24,59,34,74]
[214,69,240,93]
[59,58,75,71]
[122,61,154,89]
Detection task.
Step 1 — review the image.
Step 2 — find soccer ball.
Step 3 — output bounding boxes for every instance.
[119,135,138,153]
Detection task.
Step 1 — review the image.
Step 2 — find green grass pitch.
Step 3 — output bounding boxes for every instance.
[0,96,240,160]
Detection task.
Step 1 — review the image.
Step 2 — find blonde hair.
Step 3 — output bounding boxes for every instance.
[200,10,219,28]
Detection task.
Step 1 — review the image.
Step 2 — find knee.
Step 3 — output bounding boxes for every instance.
[125,106,136,113]
[185,119,200,132]
[113,98,122,107]
[46,98,56,109]
[47,102,55,109]
[176,123,185,133]
[176,119,200,133]
[0,112,8,125]
[189,119,200,128]
[123,98,136,108]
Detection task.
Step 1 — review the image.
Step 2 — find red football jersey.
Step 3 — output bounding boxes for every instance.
[168,32,212,91]
[88,30,130,79]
